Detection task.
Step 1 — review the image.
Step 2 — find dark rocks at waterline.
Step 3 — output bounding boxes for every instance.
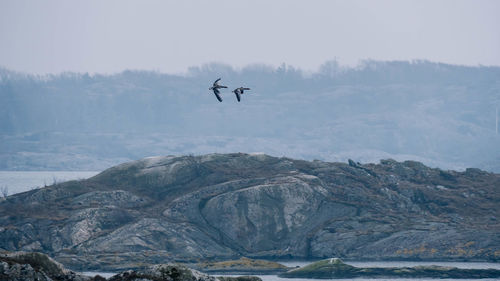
[106,264,264,281]
[0,251,94,281]
[193,257,290,275]
[0,153,499,270]
[108,264,217,281]
[0,251,263,281]
[279,258,500,279]
[217,276,262,281]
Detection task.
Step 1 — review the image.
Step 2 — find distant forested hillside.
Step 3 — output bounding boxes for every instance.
[1,60,499,171]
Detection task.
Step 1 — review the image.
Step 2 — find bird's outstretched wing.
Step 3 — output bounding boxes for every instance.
[213,88,223,102]
[235,91,241,102]
[242,88,251,90]
[213,78,221,86]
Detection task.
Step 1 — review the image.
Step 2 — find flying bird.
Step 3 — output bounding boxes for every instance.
[209,78,228,102]
[232,87,251,102]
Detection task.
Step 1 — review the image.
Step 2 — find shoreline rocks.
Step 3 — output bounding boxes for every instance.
[279,258,500,279]
[0,251,93,281]
[1,251,264,281]
[192,257,290,275]
[1,153,499,270]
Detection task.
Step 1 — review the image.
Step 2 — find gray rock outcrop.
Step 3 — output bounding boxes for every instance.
[0,153,499,271]
[0,251,238,281]
[279,258,500,279]
[108,263,217,281]
[0,251,92,281]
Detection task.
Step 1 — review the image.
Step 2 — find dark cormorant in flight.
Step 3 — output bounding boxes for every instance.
[232,87,251,102]
[209,78,228,102]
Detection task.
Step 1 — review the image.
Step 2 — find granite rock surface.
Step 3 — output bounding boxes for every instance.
[1,154,499,270]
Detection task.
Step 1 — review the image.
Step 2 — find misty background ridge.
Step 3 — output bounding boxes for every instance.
[1,60,499,172]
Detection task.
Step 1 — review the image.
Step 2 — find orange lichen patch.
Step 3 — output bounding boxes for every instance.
[418,244,427,253]
[464,241,476,247]
[198,257,287,269]
[446,245,486,257]
[395,245,439,256]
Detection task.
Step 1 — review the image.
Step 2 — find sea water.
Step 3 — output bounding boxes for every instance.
[279,260,500,270]
[83,261,500,280]
[259,261,500,281]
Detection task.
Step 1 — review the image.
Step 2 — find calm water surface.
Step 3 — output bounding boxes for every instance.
[249,261,500,281]
[280,260,500,270]
[83,261,500,280]
[256,276,500,281]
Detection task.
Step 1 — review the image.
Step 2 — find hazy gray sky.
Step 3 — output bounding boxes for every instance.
[1,0,499,74]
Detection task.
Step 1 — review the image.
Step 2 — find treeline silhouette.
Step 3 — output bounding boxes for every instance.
[1,60,499,171]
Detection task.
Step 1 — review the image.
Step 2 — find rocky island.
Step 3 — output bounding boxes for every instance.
[1,251,97,281]
[192,257,289,274]
[0,153,499,271]
[1,251,263,281]
[279,258,500,279]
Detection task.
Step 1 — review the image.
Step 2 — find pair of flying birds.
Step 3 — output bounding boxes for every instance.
[209,78,250,102]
